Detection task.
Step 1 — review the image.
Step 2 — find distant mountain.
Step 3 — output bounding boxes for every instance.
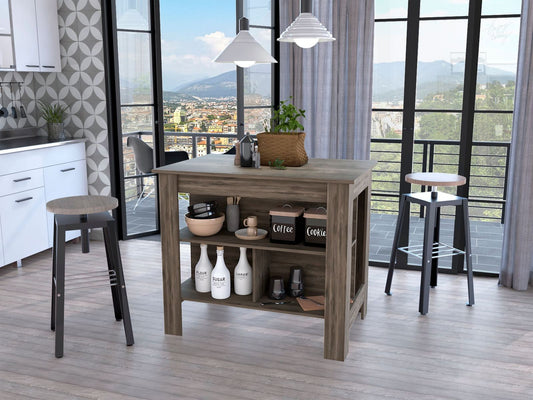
[373,60,515,102]
[162,61,515,101]
[175,70,237,98]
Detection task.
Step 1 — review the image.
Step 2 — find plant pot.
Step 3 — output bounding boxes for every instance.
[47,122,65,141]
[256,132,308,167]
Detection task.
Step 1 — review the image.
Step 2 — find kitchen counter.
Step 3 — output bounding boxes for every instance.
[0,136,86,155]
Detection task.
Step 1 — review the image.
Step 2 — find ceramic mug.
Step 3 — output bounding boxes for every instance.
[243,216,257,227]
[243,216,258,236]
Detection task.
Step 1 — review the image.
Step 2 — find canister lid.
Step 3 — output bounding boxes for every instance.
[217,246,224,251]
[269,204,305,217]
[304,207,327,220]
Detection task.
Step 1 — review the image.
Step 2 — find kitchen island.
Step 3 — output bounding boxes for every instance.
[154,155,375,361]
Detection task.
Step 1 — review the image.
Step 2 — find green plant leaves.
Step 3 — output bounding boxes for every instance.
[38,101,68,123]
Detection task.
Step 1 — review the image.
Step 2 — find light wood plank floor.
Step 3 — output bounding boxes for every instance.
[1,239,532,400]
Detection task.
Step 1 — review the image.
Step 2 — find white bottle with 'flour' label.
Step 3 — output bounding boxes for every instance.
[234,247,252,295]
[211,246,231,299]
[195,244,213,293]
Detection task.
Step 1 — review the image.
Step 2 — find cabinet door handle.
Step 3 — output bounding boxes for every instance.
[13,177,31,182]
[25,64,39,68]
[15,197,33,203]
[42,65,55,69]
[61,167,76,172]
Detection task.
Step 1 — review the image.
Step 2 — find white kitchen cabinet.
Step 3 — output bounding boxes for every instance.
[0,0,10,34]
[0,215,4,266]
[11,0,61,72]
[0,0,14,70]
[0,187,49,265]
[35,0,61,72]
[0,140,87,267]
[44,159,88,247]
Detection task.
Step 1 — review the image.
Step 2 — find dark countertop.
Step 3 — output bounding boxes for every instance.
[0,136,86,155]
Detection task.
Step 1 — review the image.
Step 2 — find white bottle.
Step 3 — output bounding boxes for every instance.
[234,247,252,295]
[195,244,213,293]
[211,246,231,299]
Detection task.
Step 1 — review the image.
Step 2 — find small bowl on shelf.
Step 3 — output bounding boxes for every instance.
[185,212,225,236]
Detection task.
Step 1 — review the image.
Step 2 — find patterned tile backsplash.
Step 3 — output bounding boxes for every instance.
[0,0,110,196]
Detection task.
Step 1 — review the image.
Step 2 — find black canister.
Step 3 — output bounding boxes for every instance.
[304,207,327,246]
[239,132,254,167]
[269,204,305,244]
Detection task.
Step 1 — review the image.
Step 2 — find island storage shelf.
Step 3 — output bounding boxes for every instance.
[180,228,326,256]
[181,278,324,318]
[155,154,376,361]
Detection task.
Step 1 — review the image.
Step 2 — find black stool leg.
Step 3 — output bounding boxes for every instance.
[419,202,436,315]
[51,221,57,331]
[103,225,122,321]
[104,219,134,346]
[462,199,475,306]
[385,194,409,295]
[430,207,441,288]
[54,225,66,358]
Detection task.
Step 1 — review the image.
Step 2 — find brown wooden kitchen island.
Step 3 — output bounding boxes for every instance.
[154,155,376,361]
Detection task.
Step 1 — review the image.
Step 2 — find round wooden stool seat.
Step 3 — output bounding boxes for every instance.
[46,195,118,215]
[405,172,466,187]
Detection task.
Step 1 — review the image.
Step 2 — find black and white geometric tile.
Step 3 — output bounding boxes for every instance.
[0,0,110,196]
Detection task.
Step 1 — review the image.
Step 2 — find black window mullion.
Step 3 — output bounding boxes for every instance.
[453,0,483,273]
[397,0,421,267]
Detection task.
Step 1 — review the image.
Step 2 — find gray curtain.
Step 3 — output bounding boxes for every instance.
[499,0,533,290]
[279,0,374,160]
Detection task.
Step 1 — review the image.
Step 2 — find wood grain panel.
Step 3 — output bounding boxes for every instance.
[182,176,327,202]
[155,154,376,185]
[325,183,352,361]
[158,174,182,335]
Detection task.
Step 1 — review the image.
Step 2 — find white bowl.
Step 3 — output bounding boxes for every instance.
[185,213,225,236]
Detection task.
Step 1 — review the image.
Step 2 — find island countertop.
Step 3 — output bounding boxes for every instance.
[154,154,377,185]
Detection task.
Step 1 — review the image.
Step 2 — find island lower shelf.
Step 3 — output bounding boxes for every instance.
[180,278,324,319]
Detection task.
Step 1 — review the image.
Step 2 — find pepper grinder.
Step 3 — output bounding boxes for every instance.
[240,132,253,167]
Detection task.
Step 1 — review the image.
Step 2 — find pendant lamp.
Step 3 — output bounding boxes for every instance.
[214,17,277,68]
[278,0,335,48]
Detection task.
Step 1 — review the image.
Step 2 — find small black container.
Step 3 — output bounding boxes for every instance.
[304,207,327,246]
[269,204,305,244]
[239,133,254,167]
[269,276,286,300]
[288,266,304,297]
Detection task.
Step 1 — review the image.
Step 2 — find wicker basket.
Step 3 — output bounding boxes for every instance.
[256,132,308,167]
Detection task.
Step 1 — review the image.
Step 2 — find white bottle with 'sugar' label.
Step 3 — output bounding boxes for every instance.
[211,246,231,299]
[195,244,213,293]
[234,247,252,295]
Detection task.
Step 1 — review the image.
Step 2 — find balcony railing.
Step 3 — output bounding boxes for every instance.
[123,131,510,224]
[371,138,510,223]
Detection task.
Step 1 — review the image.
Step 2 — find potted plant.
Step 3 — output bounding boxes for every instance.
[256,97,308,167]
[39,101,68,141]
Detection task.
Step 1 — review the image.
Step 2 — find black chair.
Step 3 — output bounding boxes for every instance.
[126,136,189,212]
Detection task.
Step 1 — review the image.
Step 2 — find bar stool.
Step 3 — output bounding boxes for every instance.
[46,195,134,358]
[385,173,475,315]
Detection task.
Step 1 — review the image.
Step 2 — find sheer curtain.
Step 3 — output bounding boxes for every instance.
[499,0,533,290]
[279,0,374,160]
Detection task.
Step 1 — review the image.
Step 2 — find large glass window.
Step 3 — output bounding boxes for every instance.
[240,0,277,135]
[371,0,520,274]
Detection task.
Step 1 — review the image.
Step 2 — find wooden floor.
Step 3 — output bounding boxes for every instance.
[1,239,532,400]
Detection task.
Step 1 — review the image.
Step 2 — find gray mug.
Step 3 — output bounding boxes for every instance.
[226,204,240,232]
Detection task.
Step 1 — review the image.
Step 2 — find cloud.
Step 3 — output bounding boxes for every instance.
[196,31,232,56]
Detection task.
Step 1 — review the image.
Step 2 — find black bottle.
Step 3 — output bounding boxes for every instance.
[239,132,254,167]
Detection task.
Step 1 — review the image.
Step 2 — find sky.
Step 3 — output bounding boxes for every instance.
[158,0,523,91]
[160,0,236,90]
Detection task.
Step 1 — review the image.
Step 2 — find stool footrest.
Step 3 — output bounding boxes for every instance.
[398,242,465,260]
[65,270,117,289]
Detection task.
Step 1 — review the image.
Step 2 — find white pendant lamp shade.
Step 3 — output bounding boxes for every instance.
[278,0,335,48]
[214,17,277,68]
